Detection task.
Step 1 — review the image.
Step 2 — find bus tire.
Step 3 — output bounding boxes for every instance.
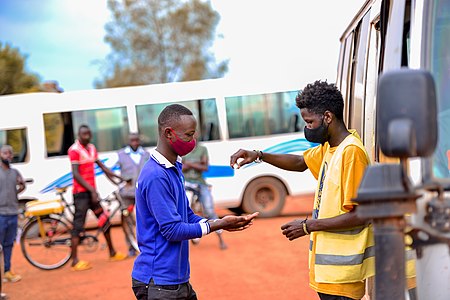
[227,206,245,215]
[242,177,287,218]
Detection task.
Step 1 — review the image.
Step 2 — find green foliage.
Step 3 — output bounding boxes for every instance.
[96,0,228,88]
[0,42,40,95]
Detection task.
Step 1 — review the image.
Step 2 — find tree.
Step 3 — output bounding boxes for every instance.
[0,42,40,95]
[96,0,228,88]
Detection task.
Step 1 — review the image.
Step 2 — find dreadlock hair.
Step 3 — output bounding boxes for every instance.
[158,104,194,133]
[295,80,344,120]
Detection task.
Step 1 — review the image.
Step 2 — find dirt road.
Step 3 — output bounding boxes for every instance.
[2,196,319,300]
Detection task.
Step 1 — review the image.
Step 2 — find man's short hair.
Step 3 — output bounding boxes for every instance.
[158,104,193,132]
[295,80,344,120]
[0,144,13,154]
[78,124,90,134]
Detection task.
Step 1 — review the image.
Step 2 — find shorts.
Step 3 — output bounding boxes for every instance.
[71,192,104,237]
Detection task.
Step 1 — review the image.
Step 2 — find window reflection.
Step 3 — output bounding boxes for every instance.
[0,128,28,163]
[431,0,450,178]
[136,99,220,147]
[225,91,302,139]
[44,107,129,157]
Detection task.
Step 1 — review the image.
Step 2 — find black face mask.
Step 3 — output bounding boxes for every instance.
[1,158,10,166]
[304,118,329,145]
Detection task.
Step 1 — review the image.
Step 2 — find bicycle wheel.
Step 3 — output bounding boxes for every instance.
[122,211,138,252]
[20,217,72,270]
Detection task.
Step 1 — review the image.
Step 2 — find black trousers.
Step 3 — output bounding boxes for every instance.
[132,278,197,300]
[318,292,356,300]
[71,192,106,237]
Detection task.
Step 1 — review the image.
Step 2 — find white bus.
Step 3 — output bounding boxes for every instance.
[0,78,318,218]
[337,0,450,298]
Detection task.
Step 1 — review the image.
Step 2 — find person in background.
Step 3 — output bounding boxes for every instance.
[116,133,150,257]
[231,81,374,300]
[182,136,227,250]
[68,124,127,271]
[0,145,25,282]
[132,104,258,300]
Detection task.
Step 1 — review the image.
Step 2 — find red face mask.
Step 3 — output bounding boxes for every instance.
[169,129,196,156]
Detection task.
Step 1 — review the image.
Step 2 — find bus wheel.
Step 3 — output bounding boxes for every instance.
[242,177,287,218]
[227,206,245,215]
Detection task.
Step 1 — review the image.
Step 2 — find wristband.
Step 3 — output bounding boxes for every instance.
[302,221,310,235]
[253,150,263,163]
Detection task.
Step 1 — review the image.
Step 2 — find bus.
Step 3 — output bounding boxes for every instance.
[337,0,450,299]
[0,78,318,218]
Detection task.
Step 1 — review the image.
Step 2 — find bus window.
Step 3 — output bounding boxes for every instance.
[136,103,166,147]
[429,0,450,179]
[401,1,411,67]
[0,127,28,163]
[225,91,302,139]
[341,32,354,121]
[348,11,371,139]
[336,42,346,92]
[43,113,68,156]
[44,106,129,156]
[198,99,221,141]
[136,98,220,147]
[364,18,382,162]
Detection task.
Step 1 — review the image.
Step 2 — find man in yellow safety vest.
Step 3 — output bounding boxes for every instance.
[231,80,374,300]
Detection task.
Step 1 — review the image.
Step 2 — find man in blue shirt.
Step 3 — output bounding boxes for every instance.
[131,104,258,300]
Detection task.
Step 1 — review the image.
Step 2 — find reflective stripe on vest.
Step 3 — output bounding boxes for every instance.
[316,245,375,266]
[405,246,417,279]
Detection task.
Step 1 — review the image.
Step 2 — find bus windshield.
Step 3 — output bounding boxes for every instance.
[430,0,450,179]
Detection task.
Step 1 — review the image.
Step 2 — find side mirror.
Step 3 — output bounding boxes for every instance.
[377,69,437,158]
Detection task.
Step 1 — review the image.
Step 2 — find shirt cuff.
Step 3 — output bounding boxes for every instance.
[199,218,210,236]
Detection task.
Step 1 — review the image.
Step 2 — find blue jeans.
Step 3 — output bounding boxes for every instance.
[198,184,218,220]
[0,215,18,272]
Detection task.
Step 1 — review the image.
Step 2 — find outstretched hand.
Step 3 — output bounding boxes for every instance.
[281,219,307,241]
[213,212,259,232]
[229,149,258,169]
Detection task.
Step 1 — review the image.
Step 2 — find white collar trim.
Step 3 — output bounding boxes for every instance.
[124,146,144,154]
[150,148,181,169]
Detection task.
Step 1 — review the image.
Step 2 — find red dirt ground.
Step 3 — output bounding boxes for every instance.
[2,196,319,300]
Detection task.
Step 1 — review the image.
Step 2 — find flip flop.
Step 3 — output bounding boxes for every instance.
[109,251,127,262]
[71,260,92,271]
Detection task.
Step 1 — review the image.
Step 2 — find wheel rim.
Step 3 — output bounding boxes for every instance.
[254,186,279,212]
[21,218,72,270]
[242,177,287,217]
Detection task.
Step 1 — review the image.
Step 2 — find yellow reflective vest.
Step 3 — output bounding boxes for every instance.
[306,132,375,284]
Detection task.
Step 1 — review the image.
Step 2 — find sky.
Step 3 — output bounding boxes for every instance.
[0,0,366,92]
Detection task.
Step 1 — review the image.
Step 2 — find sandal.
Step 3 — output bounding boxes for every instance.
[109,252,127,262]
[71,260,92,271]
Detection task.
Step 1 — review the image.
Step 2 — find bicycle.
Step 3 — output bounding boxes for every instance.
[184,181,203,215]
[19,184,138,270]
